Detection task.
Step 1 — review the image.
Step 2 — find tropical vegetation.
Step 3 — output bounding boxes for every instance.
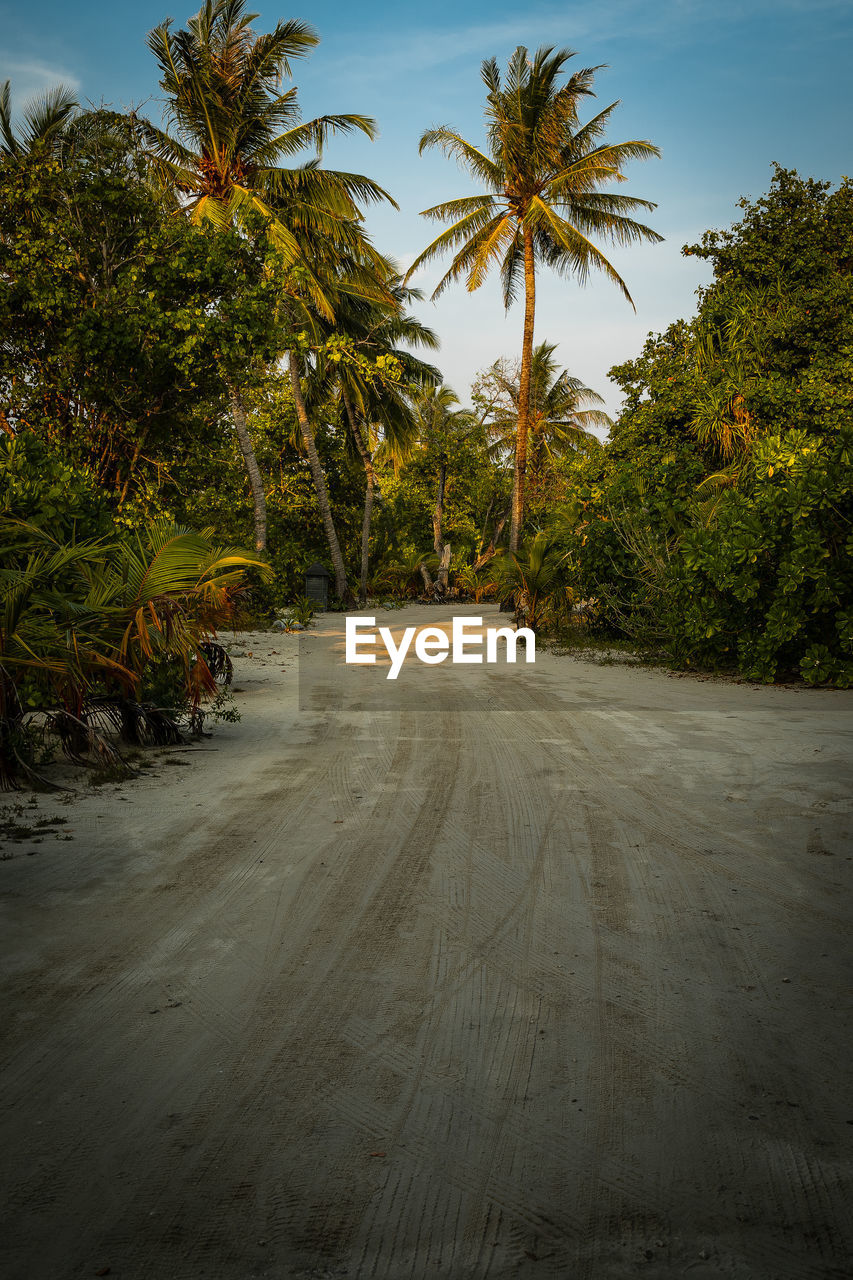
[557,168,853,685]
[1,465,271,785]
[1,1,850,790]
[406,45,661,549]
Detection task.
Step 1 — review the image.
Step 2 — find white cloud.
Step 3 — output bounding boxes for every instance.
[315,0,663,89]
[0,59,82,103]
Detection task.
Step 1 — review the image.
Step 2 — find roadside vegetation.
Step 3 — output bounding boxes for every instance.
[1,2,851,782]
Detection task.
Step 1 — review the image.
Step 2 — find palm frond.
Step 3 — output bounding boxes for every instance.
[418,126,502,187]
[0,78,77,157]
[405,206,505,288]
[528,195,635,304]
[419,193,498,222]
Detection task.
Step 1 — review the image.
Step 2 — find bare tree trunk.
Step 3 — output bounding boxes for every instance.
[479,498,494,549]
[340,383,379,606]
[118,436,143,507]
[288,352,353,606]
[510,226,536,553]
[432,457,446,557]
[419,562,434,593]
[228,383,267,553]
[437,543,451,590]
[473,511,508,570]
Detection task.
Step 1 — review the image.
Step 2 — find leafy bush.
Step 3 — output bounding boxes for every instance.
[0,434,109,539]
[670,429,853,683]
[554,169,853,684]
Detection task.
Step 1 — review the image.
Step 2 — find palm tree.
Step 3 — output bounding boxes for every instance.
[483,340,611,491]
[0,80,78,159]
[144,2,387,258]
[407,45,661,550]
[411,383,477,591]
[143,0,393,563]
[309,272,441,602]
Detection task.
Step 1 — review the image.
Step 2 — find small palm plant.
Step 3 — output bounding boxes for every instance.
[0,518,271,786]
[280,595,316,629]
[454,565,497,603]
[489,531,569,632]
[0,532,133,785]
[388,549,440,599]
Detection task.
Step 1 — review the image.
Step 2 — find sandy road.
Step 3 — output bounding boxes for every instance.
[1,603,852,1280]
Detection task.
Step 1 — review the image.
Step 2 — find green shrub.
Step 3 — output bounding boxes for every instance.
[0,434,109,539]
[553,169,853,685]
[671,429,853,683]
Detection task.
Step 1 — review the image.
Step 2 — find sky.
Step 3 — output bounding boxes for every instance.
[1,0,852,420]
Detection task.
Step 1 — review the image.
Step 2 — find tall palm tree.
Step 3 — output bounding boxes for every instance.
[143,0,393,563]
[484,340,611,486]
[407,45,661,549]
[280,246,403,604]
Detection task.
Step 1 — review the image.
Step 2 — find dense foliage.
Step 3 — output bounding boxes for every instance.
[0,509,270,785]
[557,168,853,685]
[1,0,849,783]
[0,126,281,510]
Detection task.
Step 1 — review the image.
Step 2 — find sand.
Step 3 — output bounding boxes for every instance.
[1,603,851,1279]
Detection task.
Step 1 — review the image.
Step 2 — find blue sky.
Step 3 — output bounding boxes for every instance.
[2,0,851,418]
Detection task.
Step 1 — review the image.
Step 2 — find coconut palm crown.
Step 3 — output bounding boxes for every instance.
[143,0,393,264]
[485,341,612,466]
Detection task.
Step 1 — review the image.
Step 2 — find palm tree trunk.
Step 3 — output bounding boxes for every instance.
[510,226,536,552]
[432,457,446,557]
[340,383,378,605]
[227,383,267,553]
[288,352,353,606]
[360,469,375,604]
[432,455,450,591]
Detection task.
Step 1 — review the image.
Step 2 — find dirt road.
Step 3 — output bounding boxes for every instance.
[1,604,852,1279]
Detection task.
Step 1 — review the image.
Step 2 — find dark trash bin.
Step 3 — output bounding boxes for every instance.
[304,562,331,610]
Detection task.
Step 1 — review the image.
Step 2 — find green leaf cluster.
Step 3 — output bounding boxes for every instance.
[0,125,282,502]
[555,168,853,684]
